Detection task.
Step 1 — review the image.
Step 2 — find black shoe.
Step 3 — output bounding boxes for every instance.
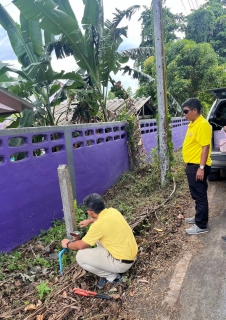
[221,236,226,242]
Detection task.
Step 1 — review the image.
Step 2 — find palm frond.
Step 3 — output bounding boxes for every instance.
[119,47,154,60]
[121,65,155,83]
[111,5,140,29]
[167,93,182,115]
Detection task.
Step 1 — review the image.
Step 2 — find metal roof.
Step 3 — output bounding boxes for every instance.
[54,96,153,125]
[107,96,152,120]
[0,88,34,115]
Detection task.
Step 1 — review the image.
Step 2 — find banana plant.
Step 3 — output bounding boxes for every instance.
[0,3,87,127]
[12,0,154,122]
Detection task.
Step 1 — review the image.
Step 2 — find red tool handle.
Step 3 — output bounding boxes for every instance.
[73,288,97,296]
[73,288,112,300]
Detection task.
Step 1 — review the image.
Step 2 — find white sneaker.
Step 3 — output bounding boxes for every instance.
[185,216,195,224]
[185,224,209,235]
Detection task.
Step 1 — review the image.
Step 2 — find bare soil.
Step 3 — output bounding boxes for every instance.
[1,151,221,320]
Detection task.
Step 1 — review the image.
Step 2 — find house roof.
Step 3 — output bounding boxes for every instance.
[107,96,152,120]
[54,96,153,125]
[0,88,34,115]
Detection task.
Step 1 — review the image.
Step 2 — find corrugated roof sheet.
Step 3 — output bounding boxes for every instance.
[54,96,153,125]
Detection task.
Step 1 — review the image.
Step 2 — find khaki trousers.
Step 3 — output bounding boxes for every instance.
[76,243,134,282]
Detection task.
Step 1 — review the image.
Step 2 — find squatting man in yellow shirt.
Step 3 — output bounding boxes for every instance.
[182,98,212,235]
[61,193,138,288]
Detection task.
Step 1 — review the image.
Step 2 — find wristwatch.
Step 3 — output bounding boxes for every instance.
[66,240,74,248]
[199,165,205,170]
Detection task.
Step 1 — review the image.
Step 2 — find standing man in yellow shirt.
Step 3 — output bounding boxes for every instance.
[182,98,212,235]
[61,193,138,288]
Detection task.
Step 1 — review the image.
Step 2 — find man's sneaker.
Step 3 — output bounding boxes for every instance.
[97,274,121,289]
[185,216,195,224]
[185,224,209,235]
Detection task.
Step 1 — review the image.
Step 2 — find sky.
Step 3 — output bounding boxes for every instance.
[0,0,206,92]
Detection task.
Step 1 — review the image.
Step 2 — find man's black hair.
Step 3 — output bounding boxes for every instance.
[83,193,105,214]
[181,98,202,113]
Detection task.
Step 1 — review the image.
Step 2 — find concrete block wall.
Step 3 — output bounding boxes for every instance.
[0,118,188,252]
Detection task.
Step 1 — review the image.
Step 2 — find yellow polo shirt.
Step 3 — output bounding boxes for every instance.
[182,115,212,166]
[82,208,138,260]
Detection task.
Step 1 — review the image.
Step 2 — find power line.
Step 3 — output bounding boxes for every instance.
[190,0,197,9]
[180,0,188,15]
[187,0,193,11]
[194,0,200,8]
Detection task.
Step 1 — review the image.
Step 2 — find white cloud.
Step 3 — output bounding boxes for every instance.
[0,36,8,46]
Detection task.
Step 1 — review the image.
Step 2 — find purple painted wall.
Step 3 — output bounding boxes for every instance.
[71,124,129,203]
[140,118,188,156]
[0,118,187,253]
[0,130,67,252]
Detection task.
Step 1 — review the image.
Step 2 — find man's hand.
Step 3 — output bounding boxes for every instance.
[61,238,69,248]
[196,168,204,181]
[79,219,94,228]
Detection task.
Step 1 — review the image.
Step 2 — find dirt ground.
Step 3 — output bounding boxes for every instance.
[1,154,223,320]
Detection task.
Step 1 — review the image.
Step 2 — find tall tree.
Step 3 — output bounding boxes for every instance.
[139,4,185,49]
[185,0,226,61]
[166,40,226,107]
[185,9,215,43]
[135,39,226,113]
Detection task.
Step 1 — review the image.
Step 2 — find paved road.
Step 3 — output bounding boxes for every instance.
[177,180,226,320]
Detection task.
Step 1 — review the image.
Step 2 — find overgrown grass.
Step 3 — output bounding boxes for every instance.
[0,150,186,282]
[104,149,185,222]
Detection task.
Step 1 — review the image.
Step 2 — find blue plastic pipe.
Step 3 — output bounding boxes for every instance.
[58,248,67,275]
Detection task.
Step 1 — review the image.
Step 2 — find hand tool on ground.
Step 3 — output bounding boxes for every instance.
[58,248,67,276]
[73,288,112,300]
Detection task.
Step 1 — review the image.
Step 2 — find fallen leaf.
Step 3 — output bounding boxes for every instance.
[154,228,163,232]
[109,287,118,293]
[176,205,181,209]
[139,279,149,284]
[72,269,86,282]
[80,281,87,290]
[24,304,36,311]
[53,277,59,284]
[14,280,21,287]
[36,315,44,320]
[112,294,120,300]
[129,291,136,297]
[36,245,45,251]
[62,291,67,299]
[36,300,42,307]
[177,213,184,219]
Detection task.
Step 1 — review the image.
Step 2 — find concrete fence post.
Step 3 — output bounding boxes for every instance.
[58,164,77,240]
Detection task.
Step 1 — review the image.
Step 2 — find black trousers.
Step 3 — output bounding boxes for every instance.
[185,164,211,229]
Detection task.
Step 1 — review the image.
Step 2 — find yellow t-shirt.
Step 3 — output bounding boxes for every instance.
[82,208,138,260]
[182,115,212,166]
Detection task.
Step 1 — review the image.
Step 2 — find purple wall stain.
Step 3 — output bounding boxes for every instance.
[0,119,188,252]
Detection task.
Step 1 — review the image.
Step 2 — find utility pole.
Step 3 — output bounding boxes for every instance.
[153,0,170,187]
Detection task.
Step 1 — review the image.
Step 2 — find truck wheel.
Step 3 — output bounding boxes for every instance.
[208,171,220,181]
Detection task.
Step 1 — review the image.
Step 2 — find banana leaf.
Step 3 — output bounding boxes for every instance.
[0,4,36,67]
[0,62,30,80]
[20,14,42,57]
[19,108,34,127]
[13,0,89,71]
